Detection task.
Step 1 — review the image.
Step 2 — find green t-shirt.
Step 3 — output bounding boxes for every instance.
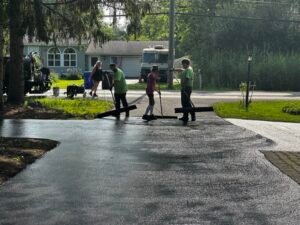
[181,67,194,88]
[113,68,128,94]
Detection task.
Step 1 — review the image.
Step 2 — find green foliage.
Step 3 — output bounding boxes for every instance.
[139,15,169,41]
[195,50,300,91]
[52,79,84,89]
[174,0,300,91]
[282,103,300,115]
[60,73,83,80]
[214,101,300,123]
[35,98,113,118]
[49,72,59,83]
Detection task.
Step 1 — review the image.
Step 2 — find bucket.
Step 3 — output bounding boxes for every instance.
[53,87,60,96]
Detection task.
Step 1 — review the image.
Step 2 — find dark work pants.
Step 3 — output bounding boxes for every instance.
[114,93,129,116]
[147,93,155,106]
[181,87,195,120]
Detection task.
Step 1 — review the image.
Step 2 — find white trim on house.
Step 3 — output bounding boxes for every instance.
[47,47,78,68]
[47,47,61,67]
[63,48,77,67]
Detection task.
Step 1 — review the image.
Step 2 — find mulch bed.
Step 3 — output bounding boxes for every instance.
[0,137,59,185]
[1,103,73,119]
[0,104,62,185]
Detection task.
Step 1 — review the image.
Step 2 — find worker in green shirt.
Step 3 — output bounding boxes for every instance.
[176,59,195,122]
[109,63,129,117]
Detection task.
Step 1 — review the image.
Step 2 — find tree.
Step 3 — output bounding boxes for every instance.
[0,0,9,109]
[6,0,151,105]
[0,0,4,110]
[8,0,26,105]
[175,0,300,89]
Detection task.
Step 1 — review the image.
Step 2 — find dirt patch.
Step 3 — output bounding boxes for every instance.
[0,137,59,185]
[1,103,74,119]
[0,104,65,185]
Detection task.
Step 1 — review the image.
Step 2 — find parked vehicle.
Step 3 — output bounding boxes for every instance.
[140,45,170,82]
[4,52,52,95]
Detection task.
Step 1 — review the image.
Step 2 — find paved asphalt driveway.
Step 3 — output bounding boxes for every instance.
[0,114,299,225]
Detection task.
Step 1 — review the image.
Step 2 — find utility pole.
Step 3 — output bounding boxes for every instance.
[168,0,175,87]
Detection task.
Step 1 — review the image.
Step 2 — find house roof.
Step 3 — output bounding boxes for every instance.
[86,41,169,56]
[23,36,88,47]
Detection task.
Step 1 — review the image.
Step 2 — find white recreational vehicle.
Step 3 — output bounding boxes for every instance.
[140,45,170,82]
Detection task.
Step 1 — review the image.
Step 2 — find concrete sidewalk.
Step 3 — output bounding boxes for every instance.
[227,119,300,151]
[0,115,299,225]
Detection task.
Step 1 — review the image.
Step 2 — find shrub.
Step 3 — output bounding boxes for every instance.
[196,49,300,91]
[49,72,59,82]
[60,72,83,80]
[282,104,300,115]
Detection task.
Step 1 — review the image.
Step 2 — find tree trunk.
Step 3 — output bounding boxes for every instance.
[8,0,25,105]
[0,0,4,110]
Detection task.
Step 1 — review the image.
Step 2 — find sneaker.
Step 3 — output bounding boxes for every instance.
[179,117,188,122]
[148,115,157,120]
[112,113,120,119]
[142,115,149,120]
[191,117,196,121]
[93,93,98,97]
[89,91,93,96]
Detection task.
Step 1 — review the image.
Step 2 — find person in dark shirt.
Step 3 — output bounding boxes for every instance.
[89,60,103,97]
[142,66,160,120]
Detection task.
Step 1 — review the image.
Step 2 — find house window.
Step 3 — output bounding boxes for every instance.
[110,56,121,66]
[64,48,77,67]
[91,57,98,67]
[48,48,61,67]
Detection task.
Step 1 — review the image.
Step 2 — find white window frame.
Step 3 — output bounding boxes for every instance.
[47,47,61,67]
[63,48,77,67]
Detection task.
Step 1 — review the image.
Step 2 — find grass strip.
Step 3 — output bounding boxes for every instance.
[36,98,113,118]
[52,79,84,89]
[214,100,300,123]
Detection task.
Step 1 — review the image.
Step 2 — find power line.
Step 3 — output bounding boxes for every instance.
[103,11,300,24]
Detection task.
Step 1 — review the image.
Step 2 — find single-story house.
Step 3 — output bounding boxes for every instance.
[86,40,168,77]
[23,39,168,78]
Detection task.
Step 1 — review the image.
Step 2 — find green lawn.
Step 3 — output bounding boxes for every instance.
[52,79,84,89]
[214,101,300,123]
[33,98,113,118]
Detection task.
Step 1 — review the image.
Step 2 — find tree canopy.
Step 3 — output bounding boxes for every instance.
[1,0,153,105]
